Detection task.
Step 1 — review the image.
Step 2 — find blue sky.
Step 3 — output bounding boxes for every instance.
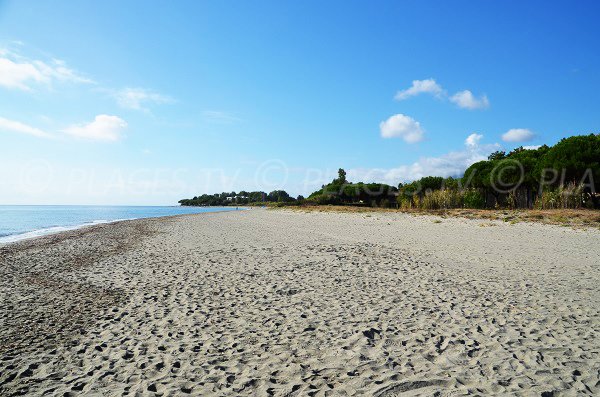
[1,0,599,205]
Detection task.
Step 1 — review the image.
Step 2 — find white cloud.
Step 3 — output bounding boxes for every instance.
[0,49,92,91]
[502,128,535,142]
[450,90,490,110]
[63,115,127,142]
[114,88,172,111]
[349,134,500,185]
[394,79,490,110]
[379,114,424,143]
[522,145,541,150]
[394,78,444,101]
[465,133,483,147]
[0,116,53,138]
[0,58,44,90]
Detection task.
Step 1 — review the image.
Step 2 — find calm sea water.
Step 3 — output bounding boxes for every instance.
[0,205,239,244]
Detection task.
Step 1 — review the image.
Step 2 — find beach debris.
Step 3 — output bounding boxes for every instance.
[276,288,299,296]
[362,328,381,340]
[374,380,448,396]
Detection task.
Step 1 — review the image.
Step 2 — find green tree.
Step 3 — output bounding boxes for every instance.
[268,190,294,202]
[488,151,506,161]
[336,168,347,184]
[537,134,600,192]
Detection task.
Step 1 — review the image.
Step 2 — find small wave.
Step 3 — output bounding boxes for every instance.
[0,218,136,245]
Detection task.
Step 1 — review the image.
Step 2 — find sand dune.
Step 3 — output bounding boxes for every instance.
[1,209,599,396]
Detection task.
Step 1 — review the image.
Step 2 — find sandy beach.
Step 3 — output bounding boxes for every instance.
[1,209,599,396]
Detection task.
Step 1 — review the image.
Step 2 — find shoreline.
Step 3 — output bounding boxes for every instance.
[0,206,249,246]
[1,209,598,395]
[0,218,133,245]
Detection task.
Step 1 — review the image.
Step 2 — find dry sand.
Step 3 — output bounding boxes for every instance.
[1,209,599,396]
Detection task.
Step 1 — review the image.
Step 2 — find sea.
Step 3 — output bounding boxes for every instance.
[0,205,240,244]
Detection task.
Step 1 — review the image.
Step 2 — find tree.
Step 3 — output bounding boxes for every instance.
[463,160,494,190]
[488,151,506,161]
[537,134,600,193]
[309,169,396,205]
[505,145,550,207]
[336,168,347,184]
[443,177,459,190]
[418,176,444,192]
[268,190,294,202]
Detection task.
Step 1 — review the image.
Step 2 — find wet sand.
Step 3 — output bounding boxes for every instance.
[1,209,599,396]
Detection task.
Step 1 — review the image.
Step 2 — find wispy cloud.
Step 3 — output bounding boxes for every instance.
[394,79,489,110]
[394,78,444,101]
[379,113,424,143]
[113,87,173,111]
[502,128,535,142]
[0,49,93,91]
[0,116,54,138]
[1,114,129,142]
[450,90,490,110]
[63,115,127,142]
[350,134,499,184]
[201,110,242,124]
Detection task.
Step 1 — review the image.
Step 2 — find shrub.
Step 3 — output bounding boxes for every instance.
[462,189,485,209]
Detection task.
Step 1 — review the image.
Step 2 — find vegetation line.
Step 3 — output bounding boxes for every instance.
[179,134,600,211]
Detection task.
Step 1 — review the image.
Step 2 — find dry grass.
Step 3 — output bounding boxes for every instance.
[280,205,600,228]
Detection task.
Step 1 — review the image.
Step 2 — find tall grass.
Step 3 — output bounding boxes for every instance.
[534,183,587,209]
[398,184,591,211]
[397,189,485,210]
